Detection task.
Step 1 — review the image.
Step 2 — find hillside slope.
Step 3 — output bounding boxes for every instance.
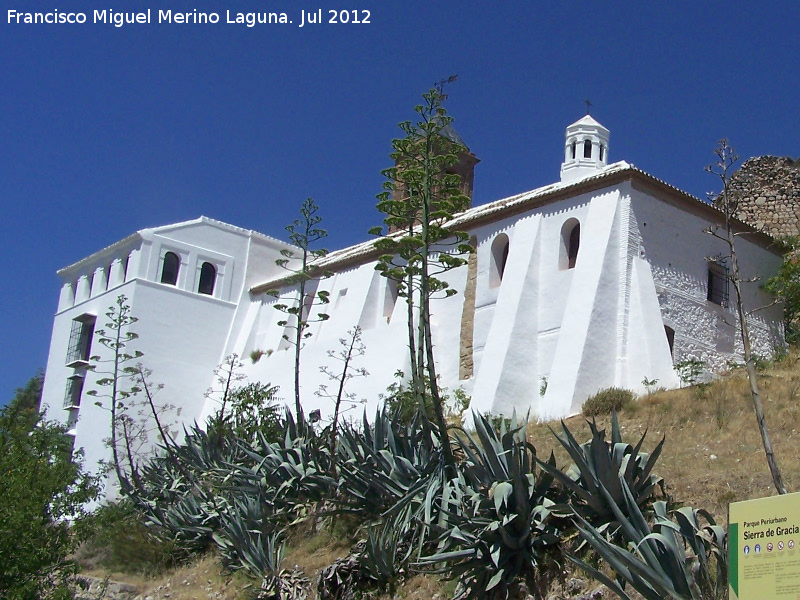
[79,354,800,599]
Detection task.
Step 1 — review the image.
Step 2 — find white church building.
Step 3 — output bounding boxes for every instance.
[41,115,785,480]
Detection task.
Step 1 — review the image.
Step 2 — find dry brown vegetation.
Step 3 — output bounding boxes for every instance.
[527,352,800,526]
[87,353,800,598]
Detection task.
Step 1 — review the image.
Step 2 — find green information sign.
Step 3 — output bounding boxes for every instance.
[729,491,800,600]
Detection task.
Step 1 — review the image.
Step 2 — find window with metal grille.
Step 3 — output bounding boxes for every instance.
[707,260,729,306]
[63,375,84,409]
[66,315,95,365]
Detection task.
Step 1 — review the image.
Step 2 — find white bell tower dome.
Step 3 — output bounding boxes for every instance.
[560,114,610,183]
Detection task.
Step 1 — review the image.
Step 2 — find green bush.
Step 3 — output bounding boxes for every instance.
[74,500,175,576]
[379,370,469,425]
[0,375,99,600]
[582,387,635,417]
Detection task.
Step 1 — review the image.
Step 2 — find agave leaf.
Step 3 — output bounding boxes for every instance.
[574,518,684,600]
[635,435,665,493]
[626,428,648,474]
[493,481,513,514]
[550,422,595,482]
[490,544,501,568]
[535,453,602,513]
[485,568,504,591]
[611,411,622,445]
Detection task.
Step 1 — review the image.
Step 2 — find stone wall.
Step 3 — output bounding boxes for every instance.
[726,156,800,238]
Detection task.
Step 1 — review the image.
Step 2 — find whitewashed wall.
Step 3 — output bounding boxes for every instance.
[42,218,292,495]
[224,179,785,425]
[43,177,788,500]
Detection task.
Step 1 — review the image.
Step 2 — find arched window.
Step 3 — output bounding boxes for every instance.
[160,252,180,285]
[489,233,510,288]
[599,144,605,162]
[198,262,216,296]
[570,140,577,159]
[583,139,592,159]
[559,219,581,270]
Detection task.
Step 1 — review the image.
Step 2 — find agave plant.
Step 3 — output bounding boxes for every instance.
[537,411,664,534]
[214,507,311,600]
[420,413,567,600]
[654,502,727,600]
[317,518,412,600]
[361,517,413,593]
[318,542,364,600]
[336,407,442,518]
[236,409,337,522]
[569,478,727,600]
[124,420,257,556]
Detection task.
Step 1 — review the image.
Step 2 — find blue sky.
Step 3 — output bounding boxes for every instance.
[2,1,799,406]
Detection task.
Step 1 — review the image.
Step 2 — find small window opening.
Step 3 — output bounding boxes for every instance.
[198,262,216,295]
[568,224,580,268]
[707,260,729,306]
[599,144,605,161]
[161,252,180,285]
[489,233,510,288]
[583,139,592,159]
[383,279,399,321]
[66,315,95,365]
[570,141,577,159]
[664,325,675,359]
[559,219,581,270]
[63,375,85,409]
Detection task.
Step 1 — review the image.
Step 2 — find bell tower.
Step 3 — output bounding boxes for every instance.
[560,113,610,183]
[388,122,480,232]
[438,122,480,204]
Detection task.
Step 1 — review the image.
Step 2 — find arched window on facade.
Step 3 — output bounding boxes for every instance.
[559,219,581,270]
[583,139,592,159]
[160,252,180,285]
[571,140,577,159]
[198,262,216,296]
[599,144,605,162]
[489,233,510,288]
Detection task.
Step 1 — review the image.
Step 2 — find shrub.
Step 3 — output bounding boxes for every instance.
[675,357,706,387]
[75,500,175,576]
[582,387,635,416]
[0,376,99,599]
[380,370,470,425]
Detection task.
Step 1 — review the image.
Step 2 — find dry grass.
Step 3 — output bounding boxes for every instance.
[84,553,251,599]
[526,353,800,525]
[283,521,353,583]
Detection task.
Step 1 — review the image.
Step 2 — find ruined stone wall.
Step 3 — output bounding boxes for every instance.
[726,156,800,238]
